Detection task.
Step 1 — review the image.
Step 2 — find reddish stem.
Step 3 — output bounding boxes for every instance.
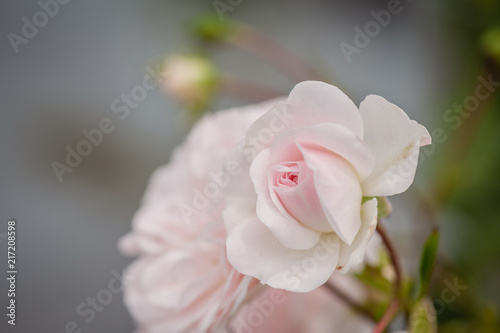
[229,26,328,82]
[372,299,400,333]
[323,281,376,322]
[376,221,403,296]
[219,76,285,101]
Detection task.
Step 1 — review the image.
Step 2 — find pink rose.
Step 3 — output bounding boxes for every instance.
[119,101,274,255]
[224,81,431,292]
[123,233,256,333]
[119,103,276,333]
[229,274,375,333]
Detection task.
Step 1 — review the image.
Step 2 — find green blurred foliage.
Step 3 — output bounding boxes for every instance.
[410,298,438,333]
[428,0,500,331]
[418,231,439,300]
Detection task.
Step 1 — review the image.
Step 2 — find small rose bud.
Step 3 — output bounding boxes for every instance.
[160,54,218,112]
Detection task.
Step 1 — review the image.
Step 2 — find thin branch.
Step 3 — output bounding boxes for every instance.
[228,25,328,83]
[323,281,377,322]
[373,220,404,331]
[376,220,403,296]
[219,76,285,102]
[372,299,400,333]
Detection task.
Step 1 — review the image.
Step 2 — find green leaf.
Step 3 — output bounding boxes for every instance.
[418,230,439,300]
[410,298,437,333]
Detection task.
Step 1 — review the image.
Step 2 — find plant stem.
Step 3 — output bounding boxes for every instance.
[376,221,403,296]
[374,220,404,331]
[219,76,285,102]
[323,281,377,322]
[228,25,328,83]
[372,299,400,333]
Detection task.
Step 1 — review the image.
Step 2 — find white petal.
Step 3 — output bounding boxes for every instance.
[223,194,256,233]
[226,218,341,292]
[337,199,378,272]
[245,82,364,155]
[298,143,363,245]
[274,166,333,233]
[360,95,431,196]
[138,251,217,309]
[222,138,259,233]
[270,123,375,181]
[250,149,321,250]
[287,81,364,138]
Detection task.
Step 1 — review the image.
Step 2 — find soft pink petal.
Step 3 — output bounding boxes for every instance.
[274,165,333,232]
[270,123,375,181]
[298,143,363,245]
[230,278,374,333]
[359,95,431,196]
[250,149,321,250]
[226,218,340,292]
[245,82,364,155]
[287,81,364,137]
[337,198,378,272]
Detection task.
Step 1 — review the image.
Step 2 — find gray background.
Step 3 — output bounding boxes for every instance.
[0,0,449,332]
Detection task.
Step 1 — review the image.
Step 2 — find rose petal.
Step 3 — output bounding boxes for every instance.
[124,257,212,333]
[298,143,363,245]
[270,123,376,181]
[226,217,340,292]
[360,95,431,196]
[139,251,219,309]
[245,82,364,155]
[250,149,322,250]
[287,81,364,138]
[337,198,378,272]
[273,163,333,232]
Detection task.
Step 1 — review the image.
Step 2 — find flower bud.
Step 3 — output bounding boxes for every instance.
[160,54,218,111]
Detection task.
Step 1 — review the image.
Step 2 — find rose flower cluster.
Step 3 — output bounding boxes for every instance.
[119,81,431,333]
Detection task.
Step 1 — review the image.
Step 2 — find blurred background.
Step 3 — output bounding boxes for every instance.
[1,0,499,332]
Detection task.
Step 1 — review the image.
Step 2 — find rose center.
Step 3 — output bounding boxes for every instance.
[278,171,299,187]
[269,161,333,233]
